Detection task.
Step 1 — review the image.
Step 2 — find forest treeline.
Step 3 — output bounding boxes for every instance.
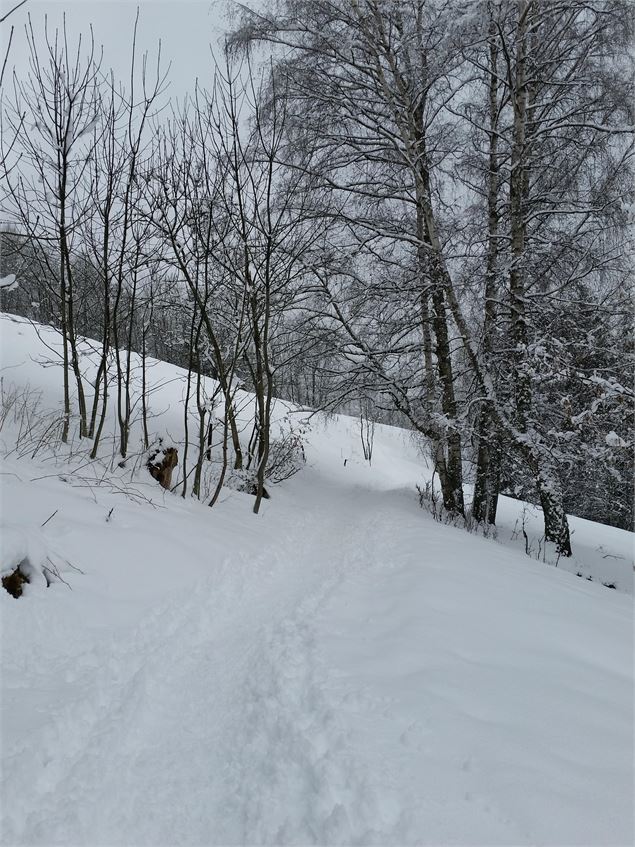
[1,0,633,539]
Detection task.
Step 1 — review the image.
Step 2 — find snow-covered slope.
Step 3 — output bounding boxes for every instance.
[1,313,633,846]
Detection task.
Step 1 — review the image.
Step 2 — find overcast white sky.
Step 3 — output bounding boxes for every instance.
[2,0,239,102]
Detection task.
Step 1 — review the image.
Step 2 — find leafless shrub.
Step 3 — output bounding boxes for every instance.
[416,480,443,523]
[359,408,375,465]
[0,379,64,458]
[416,476,471,531]
[266,419,307,484]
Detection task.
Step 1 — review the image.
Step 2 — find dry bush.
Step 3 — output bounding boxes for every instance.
[266,417,307,484]
[0,379,65,458]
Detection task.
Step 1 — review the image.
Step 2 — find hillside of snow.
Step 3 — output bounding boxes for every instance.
[1,312,633,846]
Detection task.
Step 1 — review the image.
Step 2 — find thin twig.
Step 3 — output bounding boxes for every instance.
[40,509,58,527]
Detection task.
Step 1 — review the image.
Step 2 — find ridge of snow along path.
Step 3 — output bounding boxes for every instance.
[0,313,633,845]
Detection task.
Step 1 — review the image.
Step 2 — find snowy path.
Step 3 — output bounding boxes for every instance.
[2,468,632,846]
[2,479,390,845]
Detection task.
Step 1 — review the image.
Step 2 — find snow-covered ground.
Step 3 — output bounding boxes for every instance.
[1,313,633,845]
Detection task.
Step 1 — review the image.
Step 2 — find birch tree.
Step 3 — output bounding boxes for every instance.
[231,0,632,551]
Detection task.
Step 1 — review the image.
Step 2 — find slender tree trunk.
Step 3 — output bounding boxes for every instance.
[416,194,464,516]
[88,357,106,438]
[65,267,88,438]
[192,360,207,499]
[206,418,213,461]
[251,296,268,514]
[417,201,465,516]
[141,316,150,451]
[509,1,532,433]
[430,273,464,517]
[472,405,501,525]
[122,263,139,457]
[112,282,127,457]
[507,0,571,552]
[228,402,243,470]
[60,215,88,439]
[473,14,502,526]
[209,393,230,509]
[89,267,111,444]
[412,94,465,518]
[59,241,71,443]
[90,364,109,460]
[181,297,198,498]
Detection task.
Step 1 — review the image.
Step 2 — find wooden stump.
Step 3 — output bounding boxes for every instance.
[147,446,178,490]
[2,562,30,598]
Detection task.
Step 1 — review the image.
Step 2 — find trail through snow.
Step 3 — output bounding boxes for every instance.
[3,478,403,844]
[2,470,632,845]
[1,313,633,845]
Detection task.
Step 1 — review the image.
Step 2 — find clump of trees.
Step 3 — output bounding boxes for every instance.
[1,0,632,539]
